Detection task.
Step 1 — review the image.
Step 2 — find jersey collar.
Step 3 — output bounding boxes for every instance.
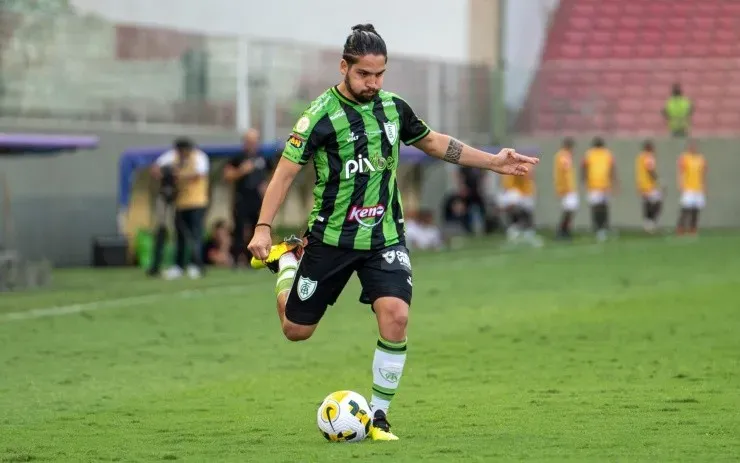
[331,86,378,110]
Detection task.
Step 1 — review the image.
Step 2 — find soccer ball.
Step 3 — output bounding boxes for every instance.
[317,390,372,442]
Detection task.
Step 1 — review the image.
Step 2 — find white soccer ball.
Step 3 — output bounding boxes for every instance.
[317,390,372,442]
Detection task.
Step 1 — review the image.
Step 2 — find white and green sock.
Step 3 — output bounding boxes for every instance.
[370,336,407,414]
[274,253,298,297]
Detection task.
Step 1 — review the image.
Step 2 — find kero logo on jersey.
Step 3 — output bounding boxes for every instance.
[347,204,386,228]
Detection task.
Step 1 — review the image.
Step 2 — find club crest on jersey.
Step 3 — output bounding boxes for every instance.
[383,121,398,144]
[383,250,395,264]
[347,204,386,228]
[297,276,317,301]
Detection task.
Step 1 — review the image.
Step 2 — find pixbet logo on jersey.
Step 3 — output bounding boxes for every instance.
[343,154,391,179]
[347,204,386,228]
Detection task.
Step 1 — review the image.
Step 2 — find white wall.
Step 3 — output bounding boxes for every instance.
[504,0,560,109]
[71,0,470,63]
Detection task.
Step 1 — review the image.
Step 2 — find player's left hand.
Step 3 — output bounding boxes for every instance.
[491,148,539,175]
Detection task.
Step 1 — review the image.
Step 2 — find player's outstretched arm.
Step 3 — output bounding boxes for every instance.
[413,131,538,176]
[248,157,303,260]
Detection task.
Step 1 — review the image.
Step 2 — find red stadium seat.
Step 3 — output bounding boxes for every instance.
[692,17,715,30]
[619,16,640,29]
[716,113,740,129]
[715,30,736,44]
[519,0,740,135]
[622,85,647,98]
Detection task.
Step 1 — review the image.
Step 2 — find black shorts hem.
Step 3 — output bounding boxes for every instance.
[284,306,324,326]
[360,285,412,307]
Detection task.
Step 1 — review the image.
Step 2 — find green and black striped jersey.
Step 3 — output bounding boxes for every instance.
[282,86,430,251]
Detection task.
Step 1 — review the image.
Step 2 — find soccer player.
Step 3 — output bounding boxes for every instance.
[676,139,707,236]
[511,167,542,247]
[246,24,538,441]
[581,136,618,242]
[553,137,578,239]
[635,140,662,234]
[498,174,523,241]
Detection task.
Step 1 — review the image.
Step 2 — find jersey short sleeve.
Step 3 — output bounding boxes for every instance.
[397,98,431,146]
[282,111,329,166]
[155,150,177,167]
[193,150,209,175]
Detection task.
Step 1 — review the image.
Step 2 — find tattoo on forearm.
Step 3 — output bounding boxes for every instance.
[443,138,463,164]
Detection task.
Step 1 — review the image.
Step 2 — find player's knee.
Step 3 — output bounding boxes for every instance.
[282,323,314,342]
[382,302,409,332]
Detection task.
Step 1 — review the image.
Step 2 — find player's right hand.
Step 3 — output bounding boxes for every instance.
[248,227,272,261]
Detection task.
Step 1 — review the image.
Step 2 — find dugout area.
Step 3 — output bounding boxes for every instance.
[0,132,99,289]
[117,142,435,266]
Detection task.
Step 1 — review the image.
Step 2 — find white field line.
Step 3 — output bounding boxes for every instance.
[0,283,258,324]
[0,234,702,324]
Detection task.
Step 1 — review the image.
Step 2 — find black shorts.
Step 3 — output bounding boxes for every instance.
[285,235,413,326]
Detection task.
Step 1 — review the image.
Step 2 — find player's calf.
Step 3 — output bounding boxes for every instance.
[370,297,408,421]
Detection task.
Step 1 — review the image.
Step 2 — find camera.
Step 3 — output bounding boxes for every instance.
[159,165,178,204]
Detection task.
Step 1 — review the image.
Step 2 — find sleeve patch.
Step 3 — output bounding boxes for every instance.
[294,116,311,134]
[287,133,304,149]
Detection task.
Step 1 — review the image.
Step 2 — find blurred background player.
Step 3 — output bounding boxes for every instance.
[497,170,541,246]
[512,167,542,247]
[553,137,578,240]
[676,139,707,236]
[223,128,269,268]
[582,137,618,242]
[498,173,521,241]
[635,140,662,234]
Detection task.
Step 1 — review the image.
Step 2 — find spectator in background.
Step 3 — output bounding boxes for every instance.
[202,219,233,267]
[405,209,443,251]
[150,137,209,279]
[457,166,495,234]
[635,140,662,234]
[224,128,269,267]
[663,83,693,137]
[442,193,470,235]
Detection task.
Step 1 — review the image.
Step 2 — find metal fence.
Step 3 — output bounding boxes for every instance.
[0,10,499,145]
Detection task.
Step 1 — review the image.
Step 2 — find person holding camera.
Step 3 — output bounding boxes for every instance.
[147,137,210,279]
[223,128,269,267]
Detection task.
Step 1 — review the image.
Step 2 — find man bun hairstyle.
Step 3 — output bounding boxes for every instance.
[343,23,387,65]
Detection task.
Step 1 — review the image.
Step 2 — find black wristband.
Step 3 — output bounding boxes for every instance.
[255,223,272,230]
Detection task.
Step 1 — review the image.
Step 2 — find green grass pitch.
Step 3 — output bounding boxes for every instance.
[1,233,739,462]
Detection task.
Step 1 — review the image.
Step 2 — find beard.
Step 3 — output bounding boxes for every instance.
[344,75,378,103]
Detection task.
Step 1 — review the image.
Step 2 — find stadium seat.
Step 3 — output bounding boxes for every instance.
[516,0,740,135]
